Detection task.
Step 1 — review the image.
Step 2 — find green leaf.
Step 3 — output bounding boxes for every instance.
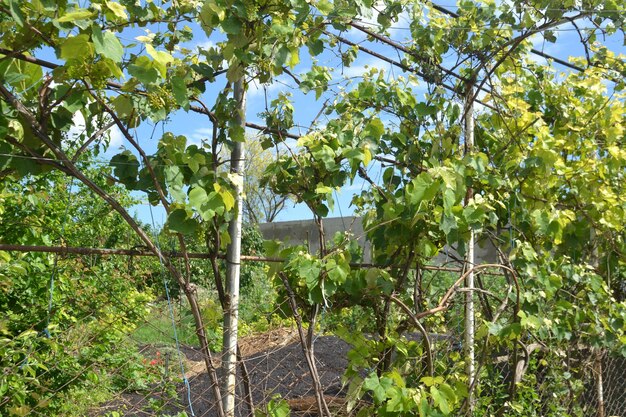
[188,186,209,211]
[415,102,437,117]
[316,0,334,14]
[315,184,333,194]
[396,86,416,107]
[440,214,457,235]
[363,145,372,166]
[201,191,226,219]
[519,311,543,330]
[128,56,159,84]
[100,58,123,79]
[266,397,290,417]
[363,373,386,403]
[1,57,43,92]
[166,208,200,235]
[92,27,124,63]
[307,39,324,56]
[407,172,438,205]
[164,165,186,202]
[463,205,486,226]
[363,118,385,141]
[60,35,95,62]
[109,151,139,184]
[57,9,95,22]
[171,76,189,110]
[274,45,290,69]
[105,0,128,19]
[314,203,329,217]
[442,188,456,215]
[288,47,300,69]
[222,16,242,34]
[431,386,450,415]
[438,383,457,405]
[467,152,488,174]
[497,323,522,340]
[8,119,24,141]
[420,376,444,387]
[112,94,134,118]
[145,45,174,77]
[218,187,235,211]
[8,0,25,27]
[229,125,245,142]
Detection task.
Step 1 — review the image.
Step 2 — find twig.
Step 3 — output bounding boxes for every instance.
[415,263,519,320]
[278,272,332,417]
[387,294,434,376]
[71,120,116,162]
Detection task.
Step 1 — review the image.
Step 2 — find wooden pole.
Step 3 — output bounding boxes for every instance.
[596,350,605,417]
[222,78,246,417]
[464,85,476,413]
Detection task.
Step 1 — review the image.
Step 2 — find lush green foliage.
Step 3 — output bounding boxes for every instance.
[0,172,159,415]
[0,0,625,415]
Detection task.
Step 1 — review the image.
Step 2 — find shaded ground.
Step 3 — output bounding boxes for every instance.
[94,329,354,417]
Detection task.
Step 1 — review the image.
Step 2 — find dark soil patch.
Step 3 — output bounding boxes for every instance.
[95,335,354,417]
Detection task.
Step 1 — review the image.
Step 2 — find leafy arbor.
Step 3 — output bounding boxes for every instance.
[0,0,625,416]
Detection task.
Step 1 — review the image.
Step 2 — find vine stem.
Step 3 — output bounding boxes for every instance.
[278,272,332,417]
[386,294,434,376]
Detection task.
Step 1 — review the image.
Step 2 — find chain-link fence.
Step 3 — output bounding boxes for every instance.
[2,249,625,417]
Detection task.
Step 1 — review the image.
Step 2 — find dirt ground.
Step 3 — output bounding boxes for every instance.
[95,328,355,417]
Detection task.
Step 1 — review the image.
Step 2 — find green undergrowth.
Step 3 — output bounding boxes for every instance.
[134,272,290,350]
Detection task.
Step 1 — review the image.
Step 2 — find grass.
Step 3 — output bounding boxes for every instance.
[133,299,223,349]
[133,274,288,350]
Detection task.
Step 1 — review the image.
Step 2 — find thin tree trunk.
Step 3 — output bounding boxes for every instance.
[223,78,246,417]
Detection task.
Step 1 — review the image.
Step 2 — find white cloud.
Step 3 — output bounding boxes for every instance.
[67,111,123,153]
[335,56,394,80]
[526,30,573,67]
[67,111,87,141]
[247,78,286,97]
[340,63,374,79]
[108,125,123,148]
[196,40,216,51]
[176,39,220,60]
[348,3,410,39]
[182,39,216,52]
[187,127,213,147]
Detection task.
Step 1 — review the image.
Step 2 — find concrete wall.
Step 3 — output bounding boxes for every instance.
[259,216,371,261]
[259,216,498,265]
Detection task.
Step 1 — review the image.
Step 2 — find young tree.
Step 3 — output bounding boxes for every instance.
[243,137,289,224]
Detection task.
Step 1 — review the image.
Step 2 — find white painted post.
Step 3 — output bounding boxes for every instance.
[223,79,246,417]
[464,85,476,412]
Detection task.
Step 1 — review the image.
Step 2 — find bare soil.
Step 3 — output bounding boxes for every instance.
[95,328,355,417]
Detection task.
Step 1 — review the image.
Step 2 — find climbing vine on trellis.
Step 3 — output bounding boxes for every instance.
[1,0,626,415]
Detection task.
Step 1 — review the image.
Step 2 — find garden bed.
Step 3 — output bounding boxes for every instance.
[94,329,354,417]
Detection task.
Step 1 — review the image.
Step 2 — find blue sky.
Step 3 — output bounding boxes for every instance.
[37,2,625,226]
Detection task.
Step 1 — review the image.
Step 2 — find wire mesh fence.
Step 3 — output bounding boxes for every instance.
[2,249,625,417]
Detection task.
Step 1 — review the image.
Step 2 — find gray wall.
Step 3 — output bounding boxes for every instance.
[260,216,497,265]
[259,216,371,261]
